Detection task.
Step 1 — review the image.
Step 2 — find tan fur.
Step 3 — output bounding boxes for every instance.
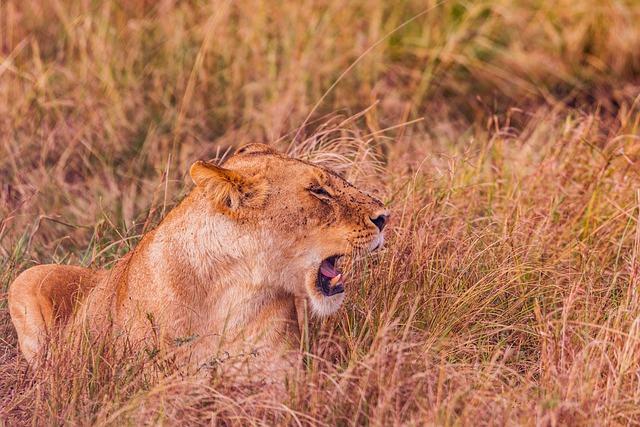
[8,143,388,375]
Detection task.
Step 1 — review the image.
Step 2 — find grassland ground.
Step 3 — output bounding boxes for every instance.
[1,0,640,425]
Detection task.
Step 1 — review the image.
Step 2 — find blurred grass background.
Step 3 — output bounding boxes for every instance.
[1,0,640,424]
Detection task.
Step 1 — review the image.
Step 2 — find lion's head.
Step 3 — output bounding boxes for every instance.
[189,143,389,316]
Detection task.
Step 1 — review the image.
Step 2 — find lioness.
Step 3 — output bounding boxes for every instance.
[8,143,388,375]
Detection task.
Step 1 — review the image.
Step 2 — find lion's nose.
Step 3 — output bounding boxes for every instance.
[370,212,389,232]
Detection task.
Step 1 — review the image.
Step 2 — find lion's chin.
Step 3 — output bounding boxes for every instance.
[308,291,345,317]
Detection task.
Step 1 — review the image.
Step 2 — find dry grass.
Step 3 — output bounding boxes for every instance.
[2,0,640,425]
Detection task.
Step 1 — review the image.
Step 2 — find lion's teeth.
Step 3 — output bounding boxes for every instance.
[329,274,342,286]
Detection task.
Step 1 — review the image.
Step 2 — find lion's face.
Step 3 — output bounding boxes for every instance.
[190,143,389,316]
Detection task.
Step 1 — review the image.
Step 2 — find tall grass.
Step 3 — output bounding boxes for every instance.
[1,0,640,424]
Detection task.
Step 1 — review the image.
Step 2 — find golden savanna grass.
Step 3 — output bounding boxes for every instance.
[2,0,640,424]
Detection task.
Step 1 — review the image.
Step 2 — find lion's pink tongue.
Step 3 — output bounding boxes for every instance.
[320,259,339,278]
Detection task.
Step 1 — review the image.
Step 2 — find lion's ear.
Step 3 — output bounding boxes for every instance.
[235,143,277,156]
[190,161,267,212]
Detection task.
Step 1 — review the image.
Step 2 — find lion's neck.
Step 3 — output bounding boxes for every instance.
[142,190,295,331]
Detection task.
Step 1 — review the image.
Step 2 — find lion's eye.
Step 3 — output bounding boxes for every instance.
[308,185,332,199]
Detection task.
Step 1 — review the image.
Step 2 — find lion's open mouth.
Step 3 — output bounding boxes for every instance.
[317,255,345,297]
